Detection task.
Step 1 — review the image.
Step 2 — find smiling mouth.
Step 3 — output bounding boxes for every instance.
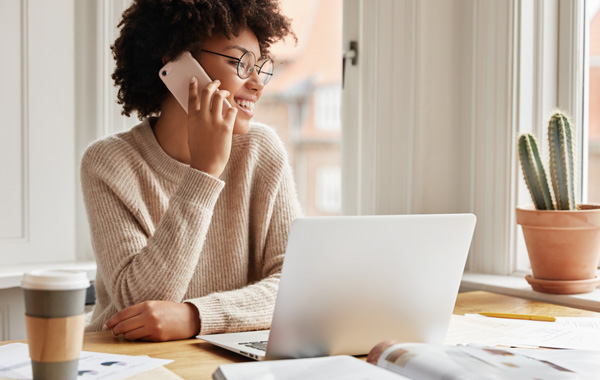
[235,99,255,112]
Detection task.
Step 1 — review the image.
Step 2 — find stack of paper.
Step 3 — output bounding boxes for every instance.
[0,343,177,380]
[445,314,600,350]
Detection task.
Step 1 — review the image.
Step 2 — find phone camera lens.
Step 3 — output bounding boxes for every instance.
[162,70,167,76]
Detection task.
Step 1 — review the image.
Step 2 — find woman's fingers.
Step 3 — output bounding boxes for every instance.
[186,77,238,178]
[104,304,152,340]
[112,316,146,339]
[211,90,231,118]
[199,79,221,115]
[223,106,238,125]
[188,77,201,113]
[103,303,143,330]
[188,78,221,114]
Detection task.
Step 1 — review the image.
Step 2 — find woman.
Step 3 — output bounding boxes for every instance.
[81,0,301,342]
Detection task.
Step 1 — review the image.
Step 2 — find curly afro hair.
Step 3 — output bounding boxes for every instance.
[111,0,295,119]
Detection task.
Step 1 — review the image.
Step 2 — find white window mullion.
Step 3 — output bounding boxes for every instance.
[558,0,586,202]
[341,0,361,216]
[513,0,561,273]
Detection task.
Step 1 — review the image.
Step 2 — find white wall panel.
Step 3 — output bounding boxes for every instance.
[0,0,25,240]
[0,288,25,341]
[0,0,76,265]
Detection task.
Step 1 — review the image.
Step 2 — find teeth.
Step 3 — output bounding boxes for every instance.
[236,99,255,111]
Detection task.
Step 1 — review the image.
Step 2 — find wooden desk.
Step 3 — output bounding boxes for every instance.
[2,291,599,379]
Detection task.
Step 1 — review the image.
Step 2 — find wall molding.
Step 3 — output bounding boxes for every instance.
[0,0,29,242]
[20,0,30,243]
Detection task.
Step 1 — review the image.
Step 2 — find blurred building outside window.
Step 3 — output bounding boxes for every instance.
[254,0,342,216]
[316,166,342,213]
[315,85,342,131]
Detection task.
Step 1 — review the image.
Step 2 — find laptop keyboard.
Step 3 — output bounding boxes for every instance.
[239,340,268,352]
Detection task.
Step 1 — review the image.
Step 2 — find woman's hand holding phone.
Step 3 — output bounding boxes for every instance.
[187,77,238,178]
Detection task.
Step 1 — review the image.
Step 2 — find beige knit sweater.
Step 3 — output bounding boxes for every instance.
[81,118,302,334]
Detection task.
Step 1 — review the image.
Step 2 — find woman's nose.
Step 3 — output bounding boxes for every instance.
[245,69,265,91]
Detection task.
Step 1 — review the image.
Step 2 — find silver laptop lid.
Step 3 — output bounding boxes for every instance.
[265,214,476,359]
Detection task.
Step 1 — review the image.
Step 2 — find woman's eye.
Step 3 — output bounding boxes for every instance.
[229,60,239,66]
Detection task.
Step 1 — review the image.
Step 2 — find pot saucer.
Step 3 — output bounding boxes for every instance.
[525,274,600,294]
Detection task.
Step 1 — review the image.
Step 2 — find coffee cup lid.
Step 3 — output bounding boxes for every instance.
[21,269,90,290]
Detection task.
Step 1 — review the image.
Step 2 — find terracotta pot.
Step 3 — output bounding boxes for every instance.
[516,205,600,291]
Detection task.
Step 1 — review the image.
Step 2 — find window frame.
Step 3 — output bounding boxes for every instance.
[558,0,587,203]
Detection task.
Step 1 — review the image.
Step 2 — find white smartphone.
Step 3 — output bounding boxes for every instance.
[159,51,232,114]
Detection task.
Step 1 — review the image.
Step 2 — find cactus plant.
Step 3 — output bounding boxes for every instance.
[518,111,577,210]
[548,112,576,210]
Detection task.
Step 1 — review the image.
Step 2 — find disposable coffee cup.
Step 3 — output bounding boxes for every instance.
[21,270,90,380]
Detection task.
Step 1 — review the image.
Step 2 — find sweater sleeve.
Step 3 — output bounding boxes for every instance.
[81,147,225,310]
[185,137,302,334]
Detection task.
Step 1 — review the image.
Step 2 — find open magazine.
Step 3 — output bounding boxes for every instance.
[213,340,600,380]
[368,340,600,380]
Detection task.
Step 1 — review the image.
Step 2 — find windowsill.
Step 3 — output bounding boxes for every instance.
[461,272,600,313]
[0,261,96,289]
[3,265,598,312]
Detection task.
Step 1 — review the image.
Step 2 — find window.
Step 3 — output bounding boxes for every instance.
[512,2,600,273]
[586,1,600,203]
[254,0,342,216]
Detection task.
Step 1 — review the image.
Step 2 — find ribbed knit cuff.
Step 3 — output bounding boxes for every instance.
[187,296,229,335]
[174,168,225,209]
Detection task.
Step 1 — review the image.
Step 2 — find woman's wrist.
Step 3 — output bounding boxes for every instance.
[185,302,201,337]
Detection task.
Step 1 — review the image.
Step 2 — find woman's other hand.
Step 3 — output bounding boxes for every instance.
[187,77,238,178]
[367,339,398,364]
[103,300,201,341]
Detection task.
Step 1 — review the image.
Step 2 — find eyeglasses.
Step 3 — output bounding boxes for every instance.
[201,49,274,85]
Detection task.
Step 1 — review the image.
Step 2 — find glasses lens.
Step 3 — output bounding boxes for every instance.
[238,51,256,79]
[258,59,274,85]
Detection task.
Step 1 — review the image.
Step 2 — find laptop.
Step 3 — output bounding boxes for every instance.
[198,214,476,360]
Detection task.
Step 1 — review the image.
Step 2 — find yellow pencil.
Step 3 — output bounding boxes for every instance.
[478,312,556,322]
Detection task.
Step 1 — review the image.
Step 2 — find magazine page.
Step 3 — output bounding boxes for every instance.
[213,355,408,380]
[368,341,589,380]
